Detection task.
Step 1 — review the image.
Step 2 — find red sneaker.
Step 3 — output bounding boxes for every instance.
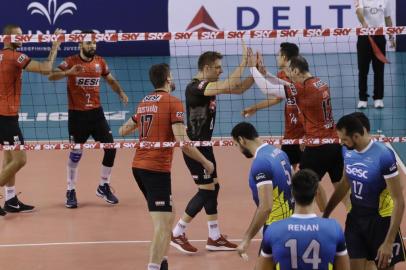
[206,234,237,251]
[170,233,198,254]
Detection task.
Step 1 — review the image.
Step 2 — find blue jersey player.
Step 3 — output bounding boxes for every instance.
[231,122,294,258]
[257,169,350,270]
[324,113,405,270]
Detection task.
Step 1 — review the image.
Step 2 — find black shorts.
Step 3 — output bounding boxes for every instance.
[183,146,217,185]
[132,168,172,212]
[68,108,113,144]
[345,208,406,266]
[0,115,24,145]
[299,143,343,183]
[281,144,302,165]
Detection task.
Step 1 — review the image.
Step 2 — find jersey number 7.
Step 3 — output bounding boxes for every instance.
[140,114,154,139]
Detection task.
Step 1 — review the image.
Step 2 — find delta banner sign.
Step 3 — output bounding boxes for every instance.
[0,0,404,56]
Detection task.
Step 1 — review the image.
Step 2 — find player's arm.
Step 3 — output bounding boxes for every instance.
[323,171,350,218]
[25,29,62,75]
[355,0,368,27]
[203,45,254,96]
[119,116,138,136]
[48,66,82,81]
[255,256,275,270]
[250,67,287,99]
[172,123,214,175]
[377,173,405,268]
[104,73,128,105]
[242,97,282,118]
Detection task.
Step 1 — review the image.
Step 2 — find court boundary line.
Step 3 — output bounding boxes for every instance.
[0,239,261,248]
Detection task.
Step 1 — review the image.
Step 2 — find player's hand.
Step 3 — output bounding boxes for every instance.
[237,239,250,261]
[246,48,256,67]
[241,39,249,66]
[241,107,256,118]
[66,65,83,76]
[119,91,129,105]
[52,28,63,47]
[203,160,214,176]
[300,143,306,152]
[376,241,393,268]
[256,52,267,75]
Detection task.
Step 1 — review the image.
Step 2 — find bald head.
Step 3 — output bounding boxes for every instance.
[2,24,23,49]
[3,24,21,35]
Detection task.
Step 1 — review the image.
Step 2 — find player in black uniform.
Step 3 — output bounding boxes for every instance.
[170,46,257,253]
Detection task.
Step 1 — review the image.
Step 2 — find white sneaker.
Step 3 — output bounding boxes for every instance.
[357,101,368,109]
[374,99,384,108]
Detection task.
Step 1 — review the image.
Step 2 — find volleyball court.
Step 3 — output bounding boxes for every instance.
[0,27,406,270]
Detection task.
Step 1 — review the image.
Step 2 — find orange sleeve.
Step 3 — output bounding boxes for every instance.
[15,52,31,69]
[101,58,110,77]
[170,97,185,124]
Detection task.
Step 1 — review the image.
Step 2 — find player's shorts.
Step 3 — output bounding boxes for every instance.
[183,146,217,185]
[345,206,406,266]
[281,144,302,165]
[132,168,172,212]
[299,143,343,183]
[0,115,24,146]
[68,107,113,144]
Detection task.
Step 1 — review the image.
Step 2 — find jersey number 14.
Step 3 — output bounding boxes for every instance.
[285,239,321,269]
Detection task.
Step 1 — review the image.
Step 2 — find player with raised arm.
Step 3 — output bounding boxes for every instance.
[251,55,345,212]
[119,63,214,270]
[323,113,405,270]
[170,44,256,253]
[257,169,350,270]
[48,30,128,209]
[0,24,61,215]
[242,42,304,171]
[231,122,294,259]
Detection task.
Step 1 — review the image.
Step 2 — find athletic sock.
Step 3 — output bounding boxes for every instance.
[5,186,16,201]
[100,165,112,186]
[208,220,221,240]
[67,159,79,191]
[147,263,160,270]
[172,219,188,237]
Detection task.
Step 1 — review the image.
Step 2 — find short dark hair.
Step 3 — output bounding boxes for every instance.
[280,42,299,61]
[292,169,319,206]
[149,63,170,89]
[336,114,365,137]
[198,51,223,71]
[3,24,20,35]
[348,112,370,132]
[231,122,259,140]
[289,55,309,73]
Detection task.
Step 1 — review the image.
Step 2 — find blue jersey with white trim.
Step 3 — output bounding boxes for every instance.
[343,141,398,215]
[249,144,294,224]
[261,215,347,270]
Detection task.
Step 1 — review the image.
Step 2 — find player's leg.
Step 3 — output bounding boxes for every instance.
[281,144,302,172]
[371,36,386,105]
[139,170,173,270]
[0,118,33,213]
[357,35,372,106]
[65,111,89,208]
[299,146,328,212]
[92,116,118,204]
[345,212,371,270]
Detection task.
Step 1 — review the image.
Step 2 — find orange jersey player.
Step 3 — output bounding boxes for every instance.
[48,30,128,209]
[0,24,61,215]
[119,63,214,270]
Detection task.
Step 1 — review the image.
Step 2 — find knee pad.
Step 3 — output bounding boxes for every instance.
[203,189,218,215]
[185,189,206,218]
[69,149,82,163]
[102,149,116,167]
